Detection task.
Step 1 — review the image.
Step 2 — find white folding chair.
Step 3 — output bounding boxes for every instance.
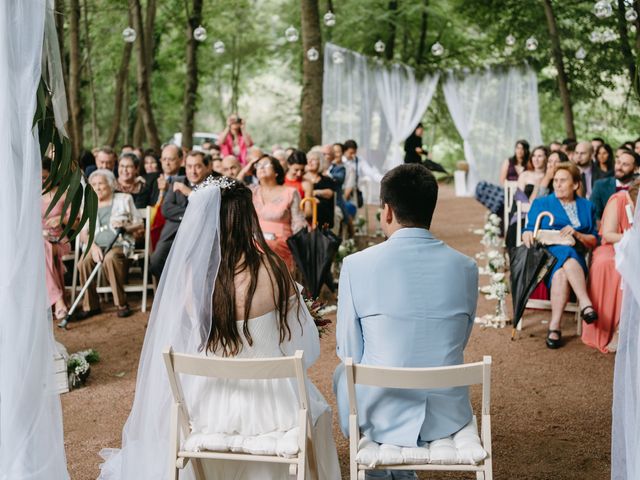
[517,206,581,334]
[162,347,317,480]
[96,206,154,312]
[503,181,518,235]
[345,356,493,480]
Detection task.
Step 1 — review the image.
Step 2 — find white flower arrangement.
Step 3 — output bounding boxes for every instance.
[67,349,100,389]
[488,254,506,272]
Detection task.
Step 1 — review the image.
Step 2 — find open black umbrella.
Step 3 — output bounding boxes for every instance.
[287,198,341,298]
[422,158,448,174]
[509,244,557,336]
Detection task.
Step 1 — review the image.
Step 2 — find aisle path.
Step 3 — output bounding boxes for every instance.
[56,185,613,479]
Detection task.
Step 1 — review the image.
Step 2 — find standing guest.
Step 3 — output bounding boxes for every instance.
[404,123,426,164]
[150,151,211,280]
[149,144,183,206]
[217,114,253,165]
[77,169,143,319]
[522,163,599,349]
[593,143,614,183]
[329,144,350,233]
[583,179,639,353]
[221,155,241,178]
[305,150,335,228]
[42,158,74,322]
[499,139,530,184]
[590,148,639,220]
[86,146,117,177]
[142,149,160,175]
[573,141,596,199]
[334,164,478,480]
[116,153,151,208]
[549,141,563,153]
[251,155,306,271]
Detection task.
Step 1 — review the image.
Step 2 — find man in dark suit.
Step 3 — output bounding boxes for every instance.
[150,151,211,280]
[591,148,639,220]
[574,141,596,199]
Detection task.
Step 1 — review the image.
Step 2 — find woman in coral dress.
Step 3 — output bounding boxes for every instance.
[583,181,638,353]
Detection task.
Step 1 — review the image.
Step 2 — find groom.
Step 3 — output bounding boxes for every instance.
[333,164,478,479]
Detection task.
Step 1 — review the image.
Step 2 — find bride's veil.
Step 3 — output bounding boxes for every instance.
[99,184,222,479]
[612,195,640,480]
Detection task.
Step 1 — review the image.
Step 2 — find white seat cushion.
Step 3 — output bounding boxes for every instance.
[183,427,300,458]
[356,417,487,467]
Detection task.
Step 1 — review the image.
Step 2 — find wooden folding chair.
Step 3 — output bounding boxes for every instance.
[345,356,493,480]
[162,347,317,480]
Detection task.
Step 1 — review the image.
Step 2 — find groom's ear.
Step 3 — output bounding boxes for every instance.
[384,203,394,224]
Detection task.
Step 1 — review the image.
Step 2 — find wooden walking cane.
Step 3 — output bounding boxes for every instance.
[300,197,319,229]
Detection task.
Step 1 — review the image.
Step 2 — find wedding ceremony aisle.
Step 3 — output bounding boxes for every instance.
[55,185,614,480]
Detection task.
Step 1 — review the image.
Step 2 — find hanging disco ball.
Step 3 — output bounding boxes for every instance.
[324,11,336,27]
[594,0,613,19]
[193,25,207,42]
[307,47,320,62]
[122,27,137,43]
[625,8,638,22]
[505,34,516,46]
[213,40,225,54]
[525,36,538,51]
[575,47,587,60]
[374,40,385,53]
[431,42,444,56]
[285,25,299,42]
[331,51,344,64]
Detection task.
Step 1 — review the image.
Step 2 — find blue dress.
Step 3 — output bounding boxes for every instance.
[523,193,598,286]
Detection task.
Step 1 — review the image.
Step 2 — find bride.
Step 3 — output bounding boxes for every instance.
[98,177,341,479]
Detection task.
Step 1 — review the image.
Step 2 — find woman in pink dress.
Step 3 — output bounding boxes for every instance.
[41,158,73,321]
[251,155,306,271]
[216,114,253,165]
[583,179,639,353]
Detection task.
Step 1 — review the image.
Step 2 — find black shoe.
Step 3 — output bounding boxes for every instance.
[117,304,132,318]
[75,308,101,321]
[546,330,563,349]
[581,306,598,324]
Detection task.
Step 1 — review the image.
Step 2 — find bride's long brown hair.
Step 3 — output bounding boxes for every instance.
[206,180,300,356]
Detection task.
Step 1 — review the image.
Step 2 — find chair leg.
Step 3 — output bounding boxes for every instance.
[297,458,305,480]
[191,458,206,480]
[476,471,485,480]
[575,310,582,336]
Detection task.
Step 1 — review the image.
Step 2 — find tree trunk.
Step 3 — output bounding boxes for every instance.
[54,0,68,94]
[105,41,133,147]
[82,0,99,147]
[230,35,241,114]
[542,0,575,139]
[68,0,83,160]
[385,0,398,61]
[129,0,161,151]
[145,0,157,75]
[616,0,637,86]
[182,0,203,151]
[299,0,323,150]
[416,0,428,63]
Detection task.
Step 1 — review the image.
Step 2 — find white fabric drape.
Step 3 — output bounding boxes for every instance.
[612,198,640,480]
[442,66,542,193]
[0,1,70,479]
[322,43,438,203]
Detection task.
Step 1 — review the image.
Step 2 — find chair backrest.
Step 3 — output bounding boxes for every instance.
[503,181,518,234]
[345,356,492,416]
[515,201,531,247]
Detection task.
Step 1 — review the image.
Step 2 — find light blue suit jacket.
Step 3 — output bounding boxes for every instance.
[333,228,478,446]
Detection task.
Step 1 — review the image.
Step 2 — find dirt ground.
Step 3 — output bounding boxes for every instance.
[55,185,614,479]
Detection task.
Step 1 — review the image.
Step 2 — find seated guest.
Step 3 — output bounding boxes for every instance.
[149,144,183,206]
[561,138,577,162]
[499,139,530,184]
[321,144,334,174]
[116,152,152,208]
[211,156,224,175]
[142,149,160,176]
[77,170,143,319]
[272,148,288,171]
[251,155,306,271]
[549,141,562,153]
[150,151,211,279]
[583,179,639,353]
[634,137,640,156]
[536,150,567,197]
[591,148,639,220]
[42,158,74,322]
[120,144,134,154]
[591,137,605,154]
[522,163,599,348]
[285,149,313,217]
[79,149,96,174]
[573,141,597,199]
[334,164,478,479]
[304,150,335,228]
[221,154,241,178]
[85,146,117,177]
[593,143,614,182]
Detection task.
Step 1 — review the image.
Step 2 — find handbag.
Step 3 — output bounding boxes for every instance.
[355,156,364,208]
[535,229,575,246]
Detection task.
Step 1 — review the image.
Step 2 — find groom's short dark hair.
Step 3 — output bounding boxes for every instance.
[380,164,438,228]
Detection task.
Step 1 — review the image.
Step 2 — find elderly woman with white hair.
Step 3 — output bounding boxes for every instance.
[76,169,143,320]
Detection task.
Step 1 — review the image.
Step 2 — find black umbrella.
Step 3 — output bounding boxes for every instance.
[422,158,448,174]
[509,244,557,337]
[287,198,341,298]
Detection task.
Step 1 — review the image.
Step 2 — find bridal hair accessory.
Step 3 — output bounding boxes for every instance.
[194,175,238,192]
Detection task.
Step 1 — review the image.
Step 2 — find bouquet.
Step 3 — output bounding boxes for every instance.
[304,296,333,337]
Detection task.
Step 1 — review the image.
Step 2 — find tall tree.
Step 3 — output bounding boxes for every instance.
[105,41,133,147]
[542,0,575,139]
[82,0,99,147]
[385,0,398,61]
[299,0,323,150]
[129,0,161,150]
[416,0,429,63]
[68,0,83,159]
[182,0,204,151]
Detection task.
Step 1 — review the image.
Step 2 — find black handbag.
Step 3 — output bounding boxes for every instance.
[355,156,364,208]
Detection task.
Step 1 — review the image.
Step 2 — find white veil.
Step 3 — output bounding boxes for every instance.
[99,184,222,479]
[0,1,70,479]
[612,196,640,480]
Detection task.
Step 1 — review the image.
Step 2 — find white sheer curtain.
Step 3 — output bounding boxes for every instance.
[0,1,69,479]
[322,43,438,203]
[442,66,542,193]
[612,199,640,480]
